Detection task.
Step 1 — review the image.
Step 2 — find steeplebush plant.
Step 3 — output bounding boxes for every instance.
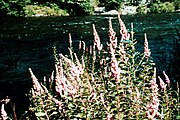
[25,14,179,119]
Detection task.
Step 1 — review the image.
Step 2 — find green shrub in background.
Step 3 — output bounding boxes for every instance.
[58,0,94,16]
[174,0,180,10]
[98,0,122,11]
[137,5,150,14]
[23,3,69,17]
[0,0,31,17]
[150,2,175,13]
[79,0,94,15]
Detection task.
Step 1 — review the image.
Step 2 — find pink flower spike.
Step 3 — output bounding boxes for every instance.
[0,104,8,120]
[106,114,113,120]
[69,33,72,48]
[163,71,170,84]
[118,14,130,41]
[79,41,82,50]
[144,33,151,59]
[29,68,44,95]
[108,18,117,48]
[111,53,120,81]
[0,97,10,120]
[158,76,167,91]
[147,67,160,119]
[93,24,102,51]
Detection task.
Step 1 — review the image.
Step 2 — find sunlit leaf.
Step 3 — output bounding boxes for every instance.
[35,112,46,117]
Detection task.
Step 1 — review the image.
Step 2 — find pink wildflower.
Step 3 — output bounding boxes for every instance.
[109,42,115,55]
[118,14,130,41]
[55,57,78,96]
[147,68,161,119]
[144,33,151,58]
[108,18,117,49]
[74,53,84,74]
[81,41,86,51]
[0,104,8,120]
[163,71,170,84]
[69,33,72,49]
[106,114,113,120]
[29,68,44,96]
[0,97,10,120]
[158,76,167,91]
[55,61,66,96]
[118,43,128,63]
[93,24,102,51]
[79,41,82,50]
[79,41,86,52]
[60,54,83,80]
[111,52,120,81]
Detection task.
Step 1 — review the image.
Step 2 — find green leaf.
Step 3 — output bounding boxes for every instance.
[76,113,85,118]
[35,112,46,117]
[176,115,180,119]
[50,111,58,116]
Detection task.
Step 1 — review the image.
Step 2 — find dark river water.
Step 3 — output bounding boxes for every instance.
[0,13,180,115]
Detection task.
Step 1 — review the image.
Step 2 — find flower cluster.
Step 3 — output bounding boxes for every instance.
[158,76,167,91]
[118,14,130,41]
[26,14,178,120]
[147,68,161,119]
[144,33,151,59]
[93,24,102,51]
[0,96,10,120]
[163,71,170,84]
[108,18,117,49]
[110,51,120,81]
[29,68,44,96]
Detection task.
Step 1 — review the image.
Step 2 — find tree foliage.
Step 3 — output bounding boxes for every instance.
[0,0,31,17]
[99,0,122,11]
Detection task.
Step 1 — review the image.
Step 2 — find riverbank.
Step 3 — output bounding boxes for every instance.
[0,13,179,118]
[0,14,179,119]
[0,0,179,17]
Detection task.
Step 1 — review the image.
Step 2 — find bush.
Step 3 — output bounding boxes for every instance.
[79,0,94,15]
[150,2,175,13]
[0,0,31,17]
[173,0,180,10]
[24,15,179,119]
[99,0,122,11]
[23,3,69,17]
[137,5,150,14]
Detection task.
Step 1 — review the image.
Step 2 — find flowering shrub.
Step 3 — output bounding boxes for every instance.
[1,14,177,119]
[25,14,179,119]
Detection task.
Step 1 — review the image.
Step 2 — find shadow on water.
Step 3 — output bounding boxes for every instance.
[0,13,180,116]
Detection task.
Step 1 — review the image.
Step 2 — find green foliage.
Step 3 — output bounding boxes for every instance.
[23,3,69,17]
[150,2,175,13]
[173,0,180,10]
[99,0,122,11]
[0,0,179,17]
[26,16,179,119]
[137,5,150,14]
[78,0,94,15]
[0,0,31,17]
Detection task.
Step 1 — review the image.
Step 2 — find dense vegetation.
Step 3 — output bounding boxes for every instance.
[1,14,179,120]
[0,0,179,17]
